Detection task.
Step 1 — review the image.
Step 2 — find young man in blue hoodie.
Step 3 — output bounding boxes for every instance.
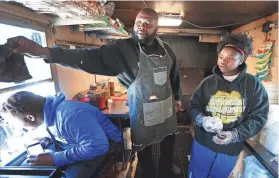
[188,34,269,177]
[1,91,122,178]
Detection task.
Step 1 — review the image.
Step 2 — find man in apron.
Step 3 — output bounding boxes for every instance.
[7,8,182,178]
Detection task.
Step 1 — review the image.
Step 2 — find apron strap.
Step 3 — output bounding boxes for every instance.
[155,36,165,48]
[137,36,170,59]
[46,127,61,151]
[156,36,172,58]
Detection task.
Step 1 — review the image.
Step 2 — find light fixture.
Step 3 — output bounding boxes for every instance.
[158,12,183,27]
[158,17,182,27]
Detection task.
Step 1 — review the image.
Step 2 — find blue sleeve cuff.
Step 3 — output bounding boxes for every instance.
[52,151,71,167]
[232,128,240,143]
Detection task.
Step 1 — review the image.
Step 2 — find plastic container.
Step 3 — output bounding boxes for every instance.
[242,156,273,178]
[259,122,279,155]
[123,127,132,150]
[109,82,115,96]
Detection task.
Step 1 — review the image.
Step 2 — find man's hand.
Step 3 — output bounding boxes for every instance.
[202,116,223,133]
[26,153,54,166]
[6,36,51,59]
[212,129,240,145]
[175,100,182,112]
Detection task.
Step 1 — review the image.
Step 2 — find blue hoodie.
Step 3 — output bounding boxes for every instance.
[43,93,122,166]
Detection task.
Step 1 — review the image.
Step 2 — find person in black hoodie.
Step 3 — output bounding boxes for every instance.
[188,34,269,178]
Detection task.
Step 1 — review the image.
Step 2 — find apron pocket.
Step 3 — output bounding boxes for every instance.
[143,96,173,126]
[153,66,167,86]
[143,100,163,126]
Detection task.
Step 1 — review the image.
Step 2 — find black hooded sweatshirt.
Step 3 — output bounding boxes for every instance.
[190,63,269,156]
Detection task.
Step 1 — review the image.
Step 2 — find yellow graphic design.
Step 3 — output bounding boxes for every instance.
[206,91,245,124]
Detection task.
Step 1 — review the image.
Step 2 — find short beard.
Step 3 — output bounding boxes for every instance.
[132,29,157,45]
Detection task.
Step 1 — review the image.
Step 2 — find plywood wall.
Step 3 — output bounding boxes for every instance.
[50,26,109,99]
[54,26,106,46]
[233,13,278,104]
[55,65,96,99]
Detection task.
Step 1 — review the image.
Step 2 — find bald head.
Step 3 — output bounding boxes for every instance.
[136,8,159,22]
[133,8,159,44]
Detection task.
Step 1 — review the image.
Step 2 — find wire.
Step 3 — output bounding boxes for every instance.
[142,0,148,8]
[182,19,246,29]
[181,15,270,29]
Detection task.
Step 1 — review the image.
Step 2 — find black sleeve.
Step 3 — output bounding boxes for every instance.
[235,80,269,141]
[46,40,124,76]
[166,45,182,101]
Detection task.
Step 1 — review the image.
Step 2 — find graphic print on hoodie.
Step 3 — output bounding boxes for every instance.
[206,90,245,124]
[190,63,269,156]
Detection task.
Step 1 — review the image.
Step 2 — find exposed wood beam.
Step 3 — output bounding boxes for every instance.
[0,79,53,94]
[81,26,115,31]
[158,28,228,35]
[45,26,60,93]
[158,33,200,37]
[0,2,52,24]
[97,34,130,39]
[56,40,101,47]
[199,35,222,43]
[0,12,46,31]
[232,12,278,34]
[54,26,107,46]
[114,9,140,13]
[53,17,106,26]
[126,27,228,36]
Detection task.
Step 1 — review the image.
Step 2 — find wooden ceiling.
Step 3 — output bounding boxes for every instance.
[4,0,115,19]
[112,1,278,30]
[0,1,278,38]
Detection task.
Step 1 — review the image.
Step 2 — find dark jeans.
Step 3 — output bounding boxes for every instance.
[63,155,106,178]
[137,134,175,178]
[63,140,121,178]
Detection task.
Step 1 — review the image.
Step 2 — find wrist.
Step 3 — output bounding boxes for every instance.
[196,113,205,127]
[42,48,51,59]
[231,128,240,143]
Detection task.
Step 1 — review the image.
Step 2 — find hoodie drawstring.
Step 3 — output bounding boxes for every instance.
[239,82,244,117]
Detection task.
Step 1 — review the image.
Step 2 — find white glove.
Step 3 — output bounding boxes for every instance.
[212,129,240,145]
[202,116,223,133]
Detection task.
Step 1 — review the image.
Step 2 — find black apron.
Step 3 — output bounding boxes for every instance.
[128,37,177,151]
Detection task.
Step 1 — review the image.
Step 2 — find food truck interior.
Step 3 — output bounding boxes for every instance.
[0,1,278,178]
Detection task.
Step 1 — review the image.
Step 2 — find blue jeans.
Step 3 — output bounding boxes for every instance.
[188,139,238,178]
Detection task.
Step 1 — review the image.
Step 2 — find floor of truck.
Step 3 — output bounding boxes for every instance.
[134,127,193,178]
